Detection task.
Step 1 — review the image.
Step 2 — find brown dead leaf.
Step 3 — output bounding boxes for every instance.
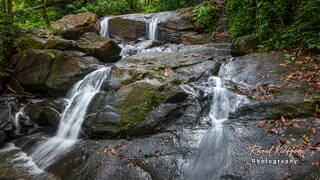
[111,148,117,156]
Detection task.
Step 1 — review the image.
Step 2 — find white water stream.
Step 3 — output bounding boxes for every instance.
[100,17,112,37]
[189,76,231,180]
[148,16,159,40]
[30,67,110,169]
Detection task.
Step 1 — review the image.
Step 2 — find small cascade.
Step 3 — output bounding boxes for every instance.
[148,16,159,40]
[208,76,229,127]
[188,76,231,180]
[30,67,111,169]
[100,17,112,37]
[13,106,29,134]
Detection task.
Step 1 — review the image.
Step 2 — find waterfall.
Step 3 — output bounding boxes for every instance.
[30,67,110,169]
[100,17,112,37]
[208,76,229,127]
[149,16,159,40]
[188,76,230,180]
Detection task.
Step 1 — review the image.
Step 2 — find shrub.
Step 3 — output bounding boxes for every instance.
[227,0,320,51]
[194,4,217,33]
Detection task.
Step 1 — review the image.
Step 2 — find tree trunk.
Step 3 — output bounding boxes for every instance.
[41,0,50,25]
[7,0,12,22]
[2,0,6,13]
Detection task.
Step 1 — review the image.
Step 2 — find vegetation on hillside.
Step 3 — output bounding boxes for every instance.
[228,0,320,51]
[0,0,319,63]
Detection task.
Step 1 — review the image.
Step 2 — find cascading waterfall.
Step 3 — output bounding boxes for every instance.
[149,16,159,40]
[30,67,110,169]
[189,76,230,180]
[100,17,112,37]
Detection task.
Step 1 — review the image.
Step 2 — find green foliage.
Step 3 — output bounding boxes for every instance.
[193,4,217,33]
[227,0,256,37]
[76,0,130,17]
[141,0,208,13]
[227,0,320,51]
[0,13,20,63]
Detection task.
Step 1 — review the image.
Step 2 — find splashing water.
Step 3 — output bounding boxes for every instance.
[30,67,110,169]
[100,17,112,37]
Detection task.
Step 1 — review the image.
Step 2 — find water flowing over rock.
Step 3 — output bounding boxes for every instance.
[188,77,231,179]
[30,67,110,169]
[100,17,112,38]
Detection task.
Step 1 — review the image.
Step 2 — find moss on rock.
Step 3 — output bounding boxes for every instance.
[116,80,167,127]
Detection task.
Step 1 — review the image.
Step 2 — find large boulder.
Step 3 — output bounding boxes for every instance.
[52,12,100,40]
[157,12,213,45]
[83,80,189,138]
[14,49,101,96]
[109,17,147,42]
[230,34,259,56]
[83,50,221,138]
[25,99,66,130]
[75,32,121,62]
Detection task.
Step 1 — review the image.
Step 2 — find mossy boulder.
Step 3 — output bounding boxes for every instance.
[52,12,100,40]
[230,34,258,56]
[115,79,166,127]
[44,39,75,50]
[17,36,47,49]
[14,49,60,94]
[75,32,121,62]
[109,17,146,42]
[14,49,101,96]
[83,78,190,138]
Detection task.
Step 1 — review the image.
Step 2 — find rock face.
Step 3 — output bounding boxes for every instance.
[109,17,147,42]
[76,32,121,62]
[83,49,222,138]
[14,49,101,96]
[52,12,100,40]
[219,52,313,102]
[230,34,258,56]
